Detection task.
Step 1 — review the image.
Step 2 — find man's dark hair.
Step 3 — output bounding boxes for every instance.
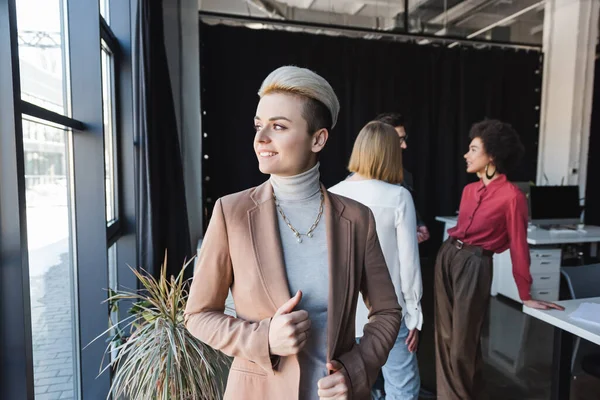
[375,112,404,128]
[469,119,525,174]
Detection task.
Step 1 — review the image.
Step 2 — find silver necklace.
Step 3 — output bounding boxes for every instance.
[273,188,324,243]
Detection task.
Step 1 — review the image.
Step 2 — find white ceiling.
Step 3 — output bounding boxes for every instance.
[277,0,406,18]
[198,0,545,44]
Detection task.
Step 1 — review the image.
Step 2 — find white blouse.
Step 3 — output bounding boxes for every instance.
[329,179,423,334]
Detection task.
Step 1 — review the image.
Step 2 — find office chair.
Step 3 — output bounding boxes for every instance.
[560,264,600,379]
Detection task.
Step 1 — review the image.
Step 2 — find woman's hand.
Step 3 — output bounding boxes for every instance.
[405,328,419,353]
[317,361,348,399]
[523,299,565,311]
[417,225,430,243]
[268,291,311,357]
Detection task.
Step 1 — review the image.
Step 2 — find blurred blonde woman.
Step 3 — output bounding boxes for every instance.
[184,67,401,400]
[330,121,423,400]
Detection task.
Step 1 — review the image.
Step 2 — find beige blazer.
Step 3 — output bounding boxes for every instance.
[184,181,401,399]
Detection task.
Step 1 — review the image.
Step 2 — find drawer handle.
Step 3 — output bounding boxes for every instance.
[540,276,551,280]
[540,262,551,265]
[538,291,549,295]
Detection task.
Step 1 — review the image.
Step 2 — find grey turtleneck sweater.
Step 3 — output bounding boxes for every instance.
[270,163,329,400]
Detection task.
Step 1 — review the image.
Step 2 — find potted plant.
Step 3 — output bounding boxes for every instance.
[90,254,230,400]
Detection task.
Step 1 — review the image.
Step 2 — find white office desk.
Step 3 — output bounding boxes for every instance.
[435,216,600,246]
[527,225,600,246]
[523,298,600,346]
[523,298,600,400]
[436,217,600,302]
[435,216,458,236]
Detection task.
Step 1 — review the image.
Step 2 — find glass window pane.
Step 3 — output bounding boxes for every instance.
[23,117,78,399]
[107,243,118,362]
[100,0,109,22]
[108,244,117,298]
[16,0,69,115]
[101,42,117,224]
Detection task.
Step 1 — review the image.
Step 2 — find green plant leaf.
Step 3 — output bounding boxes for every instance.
[88,252,228,400]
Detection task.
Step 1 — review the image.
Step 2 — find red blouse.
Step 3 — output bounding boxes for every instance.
[448,175,532,301]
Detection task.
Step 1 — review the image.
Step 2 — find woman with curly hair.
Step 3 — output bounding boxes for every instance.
[434,119,564,400]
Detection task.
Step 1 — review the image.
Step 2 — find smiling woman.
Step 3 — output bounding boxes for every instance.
[253,93,320,177]
[184,66,402,400]
[253,66,338,177]
[435,119,564,400]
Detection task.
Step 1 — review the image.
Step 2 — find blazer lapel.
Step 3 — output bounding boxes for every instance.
[248,182,352,358]
[324,186,351,361]
[248,181,291,312]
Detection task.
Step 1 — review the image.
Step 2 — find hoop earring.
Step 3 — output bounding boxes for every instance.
[485,163,496,180]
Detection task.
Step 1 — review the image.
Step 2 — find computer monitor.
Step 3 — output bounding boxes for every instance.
[529,185,581,226]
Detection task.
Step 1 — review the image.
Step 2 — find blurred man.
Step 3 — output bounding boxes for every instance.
[375,113,430,243]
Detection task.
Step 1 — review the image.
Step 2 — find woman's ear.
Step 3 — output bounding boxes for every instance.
[312,128,329,153]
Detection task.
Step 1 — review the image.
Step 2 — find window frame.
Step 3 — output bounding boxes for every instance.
[0,0,137,398]
[101,17,123,246]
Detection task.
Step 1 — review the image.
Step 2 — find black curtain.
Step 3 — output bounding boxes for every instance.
[199,23,541,256]
[585,55,600,226]
[134,0,191,278]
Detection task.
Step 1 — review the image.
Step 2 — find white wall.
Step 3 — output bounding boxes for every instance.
[538,0,599,197]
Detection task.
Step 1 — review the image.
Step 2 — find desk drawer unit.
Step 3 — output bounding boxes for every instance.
[531,272,560,289]
[530,248,561,274]
[530,248,561,261]
[531,272,560,302]
[529,248,560,301]
[494,247,562,302]
[530,258,560,273]
[530,288,558,302]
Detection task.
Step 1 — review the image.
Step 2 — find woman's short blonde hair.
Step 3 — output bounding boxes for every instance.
[258,66,340,132]
[348,121,404,184]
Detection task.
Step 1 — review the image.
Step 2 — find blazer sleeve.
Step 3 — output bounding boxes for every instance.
[184,198,275,374]
[337,209,402,398]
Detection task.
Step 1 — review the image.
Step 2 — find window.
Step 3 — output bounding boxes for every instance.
[16,0,69,115]
[23,117,78,400]
[1,0,135,397]
[100,22,123,356]
[107,243,119,362]
[99,0,109,22]
[16,0,79,398]
[102,40,118,225]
